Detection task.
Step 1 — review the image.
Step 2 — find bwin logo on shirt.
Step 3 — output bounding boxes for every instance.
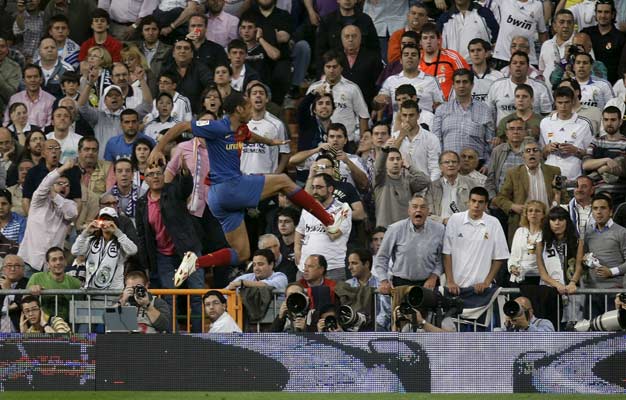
[506,15,532,30]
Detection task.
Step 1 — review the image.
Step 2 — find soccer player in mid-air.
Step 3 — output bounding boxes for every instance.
[148,92,350,286]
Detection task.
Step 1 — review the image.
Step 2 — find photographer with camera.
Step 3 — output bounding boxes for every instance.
[392,286,457,332]
[271,283,312,332]
[118,270,171,333]
[316,303,343,333]
[502,297,555,331]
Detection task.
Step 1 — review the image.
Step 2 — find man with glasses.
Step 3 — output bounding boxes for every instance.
[204,290,241,333]
[0,255,28,332]
[19,162,78,274]
[107,62,153,111]
[486,117,528,199]
[22,139,82,216]
[424,151,479,225]
[19,295,71,333]
[162,38,211,114]
[493,137,568,239]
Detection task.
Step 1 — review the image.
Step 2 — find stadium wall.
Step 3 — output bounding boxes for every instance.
[1,333,625,393]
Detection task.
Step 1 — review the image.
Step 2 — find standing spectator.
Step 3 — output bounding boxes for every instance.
[573,52,614,110]
[228,39,259,93]
[393,99,440,181]
[558,78,602,137]
[340,25,383,109]
[4,64,55,128]
[419,23,469,100]
[19,163,78,274]
[26,247,82,320]
[77,137,111,197]
[557,0,596,31]
[487,51,553,125]
[144,93,178,140]
[363,0,407,62]
[443,187,509,295]
[71,207,138,291]
[508,200,547,285]
[0,255,28,333]
[583,106,626,179]
[0,37,22,117]
[44,14,80,69]
[43,0,97,45]
[97,0,158,41]
[538,9,575,82]
[46,107,82,163]
[6,103,40,145]
[35,37,74,100]
[375,43,444,115]
[563,175,595,236]
[438,0,499,61]
[306,50,369,144]
[467,39,504,103]
[425,151,479,224]
[241,83,290,175]
[8,159,33,216]
[387,4,429,64]
[316,0,379,76]
[296,86,334,157]
[150,72,192,122]
[106,62,153,111]
[13,0,44,62]
[493,138,568,240]
[374,195,445,293]
[205,0,239,48]
[374,145,429,228]
[135,16,172,82]
[204,290,241,333]
[275,209,299,282]
[161,38,211,114]
[104,109,155,162]
[496,84,543,140]
[295,174,351,282]
[187,14,228,72]
[491,0,547,67]
[78,9,123,63]
[540,87,593,180]
[582,0,625,84]
[106,158,138,220]
[486,117,527,198]
[225,248,288,291]
[433,69,494,166]
[0,189,26,243]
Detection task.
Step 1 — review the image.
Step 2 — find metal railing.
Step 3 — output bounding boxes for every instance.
[0,288,243,333]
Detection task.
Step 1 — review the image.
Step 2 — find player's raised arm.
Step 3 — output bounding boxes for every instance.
[148,121,192,166]
[248,131,290,146]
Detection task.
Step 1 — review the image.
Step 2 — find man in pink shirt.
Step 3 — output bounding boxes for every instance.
[205,0,239,48]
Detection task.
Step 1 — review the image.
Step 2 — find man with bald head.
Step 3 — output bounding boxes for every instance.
[0,255,28,332]
[340,25,383,109]
[22,138,81,216]
[503,296,555,331]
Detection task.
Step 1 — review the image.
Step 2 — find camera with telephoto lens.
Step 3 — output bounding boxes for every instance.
[399,286,464,322]
[337,305,368,332]
[324,315,338,331]
[574,306,626,332]
[503,300,527,319]
[286,292,309,318]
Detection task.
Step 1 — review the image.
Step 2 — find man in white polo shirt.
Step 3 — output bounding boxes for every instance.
[573,52,614,109]
[374,43,444,115]
[540,86,593,180]
[443,186,509,295]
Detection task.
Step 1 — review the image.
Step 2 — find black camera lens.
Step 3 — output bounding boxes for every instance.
[134,285,147,298]
[504,300,523,318]
[324,315,338,331]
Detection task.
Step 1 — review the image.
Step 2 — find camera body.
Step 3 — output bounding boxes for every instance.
[337,305,368,332]
[554,175,565,190]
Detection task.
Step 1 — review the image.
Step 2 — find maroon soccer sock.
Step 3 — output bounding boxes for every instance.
[196,248,239,268]
[287,188,334,226]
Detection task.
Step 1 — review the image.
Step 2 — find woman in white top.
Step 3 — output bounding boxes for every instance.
[508,200,546,285]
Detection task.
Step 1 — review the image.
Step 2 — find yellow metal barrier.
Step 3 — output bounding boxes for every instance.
[149,289,243,333]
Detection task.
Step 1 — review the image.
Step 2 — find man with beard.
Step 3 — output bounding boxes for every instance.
[583,106,626,181]
[104,109,155,161]
[22,138,81,216]
[295,174,352,281]
[296,86,334,161]
[374,195,444,294]
[19,162,78,275]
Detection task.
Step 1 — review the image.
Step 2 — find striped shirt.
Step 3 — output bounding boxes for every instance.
[0,212,26,244]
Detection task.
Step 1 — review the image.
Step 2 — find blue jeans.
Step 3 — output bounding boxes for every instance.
[156,252,205,332]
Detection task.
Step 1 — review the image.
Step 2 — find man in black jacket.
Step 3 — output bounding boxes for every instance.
[135,161,204,331]
[0,255,28,332]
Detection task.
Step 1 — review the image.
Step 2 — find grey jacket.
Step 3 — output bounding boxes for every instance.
[424,175,479,223]
[485,143,521,199]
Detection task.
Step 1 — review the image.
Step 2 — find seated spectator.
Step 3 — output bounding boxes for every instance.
[6,102,40,146]
[7,159,33,216]
[387,4,428,64]
[71,207,138,291]
[424,151,478,225]
[258,233,297,284]
[583,106,626,182]
[0,255,28,332]
[18,163,78,274]
[4,64,55,128]
[104,109,155,162]
[459,148,487,186]
[149,72,192,122]
[0,36,22,117]
[144,92,178,140]
[57,95,95,137]
[495,84,541,141]
[79,45,113,108]
[502,296,555,332]
[0,189,25,243]
[78,9,123,63]
[19,295,71,333]
[270,282,310,332]
[204,290,242,333]
[44,14,80,69]
[583,194,626,318]
[499,36,544,80]
[118,270,171,333]
[26,247,82,321]
[120,44,157,98]
[467,39,503,104]
[225,248,287,291]
[493,138,568,240]
[0,129,23,185]
[508,200,547,285]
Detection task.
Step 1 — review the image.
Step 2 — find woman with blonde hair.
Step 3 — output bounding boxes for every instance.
[121,44,157,95]
[80,45,113,107]
[508,200,547,285]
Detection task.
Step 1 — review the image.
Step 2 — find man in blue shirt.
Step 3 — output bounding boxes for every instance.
[225,248,288,291]
[104,109,155,161]
[149,92,349,287]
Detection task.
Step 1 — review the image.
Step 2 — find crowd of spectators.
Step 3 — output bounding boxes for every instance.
[1,0,626,334]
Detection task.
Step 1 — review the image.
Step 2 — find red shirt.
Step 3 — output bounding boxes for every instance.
[419,48,469,100]
[148,194,176,255]
[78,35,123,62]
